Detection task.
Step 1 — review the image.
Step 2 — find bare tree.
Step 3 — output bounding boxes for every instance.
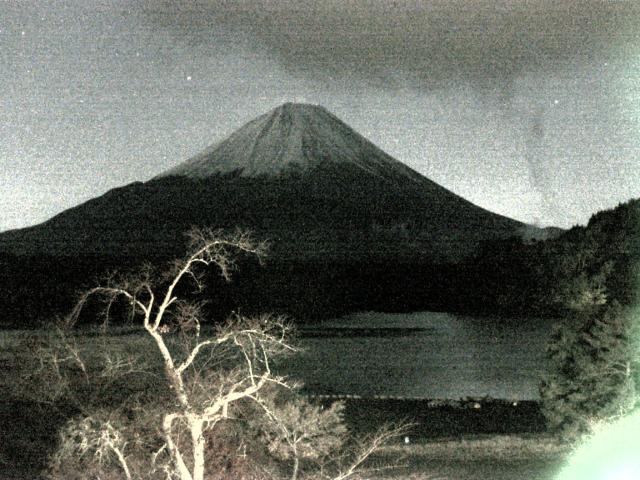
[26,228,404,480]
[255,390,409,480]
[52,228,296,480]
[254,390,348,480]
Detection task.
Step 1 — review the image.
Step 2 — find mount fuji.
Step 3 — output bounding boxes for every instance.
[0,103,542,261]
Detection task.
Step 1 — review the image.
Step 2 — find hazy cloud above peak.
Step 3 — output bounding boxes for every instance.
[140,0,640,91]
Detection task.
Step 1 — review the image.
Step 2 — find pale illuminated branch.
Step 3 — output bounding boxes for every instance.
[331,424,408,480]
[153,230,266,331]
[175,334,234,375]
[202,371,271,421]
[68,286,152,328]
[162,413,193,480]
[146,326,190,409]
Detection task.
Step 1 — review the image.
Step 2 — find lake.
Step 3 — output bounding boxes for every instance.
[276,311,557,401]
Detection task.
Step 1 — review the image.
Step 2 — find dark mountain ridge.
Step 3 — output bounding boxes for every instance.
[460,197,640,316]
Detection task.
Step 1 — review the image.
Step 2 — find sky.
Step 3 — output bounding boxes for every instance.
[1,0,639,231]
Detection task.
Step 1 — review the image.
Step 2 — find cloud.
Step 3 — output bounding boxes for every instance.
[139,0,640,91]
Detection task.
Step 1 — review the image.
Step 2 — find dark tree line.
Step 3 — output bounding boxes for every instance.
[534,199,640,438]
[462,198,639,316]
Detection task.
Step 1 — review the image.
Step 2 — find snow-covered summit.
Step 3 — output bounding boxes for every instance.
[156,103,423,183]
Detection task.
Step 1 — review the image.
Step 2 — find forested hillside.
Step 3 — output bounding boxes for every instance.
[461,198,640,317]
[529,198,640,437]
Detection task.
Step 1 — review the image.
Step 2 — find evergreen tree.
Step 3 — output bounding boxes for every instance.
[540,302,639,439]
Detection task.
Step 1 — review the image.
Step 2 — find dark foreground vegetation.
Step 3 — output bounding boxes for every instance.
[1,198,638,478]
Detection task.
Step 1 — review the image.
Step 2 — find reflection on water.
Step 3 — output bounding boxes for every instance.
[276,311,557,400]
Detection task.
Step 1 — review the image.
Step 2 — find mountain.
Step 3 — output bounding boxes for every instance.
[0,103,541,261]
[0,103,559,323]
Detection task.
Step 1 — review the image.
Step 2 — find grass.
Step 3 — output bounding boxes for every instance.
[0,328,570,480]
[387,434,566,461]
[369,435,568,480]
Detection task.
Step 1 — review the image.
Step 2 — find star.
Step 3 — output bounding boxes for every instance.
[554,99,559,105]
[186,76,192,81]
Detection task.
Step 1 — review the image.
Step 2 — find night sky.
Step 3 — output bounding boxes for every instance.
[2,0,639,231]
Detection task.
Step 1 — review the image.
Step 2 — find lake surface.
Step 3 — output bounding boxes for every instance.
[276,311,557,401]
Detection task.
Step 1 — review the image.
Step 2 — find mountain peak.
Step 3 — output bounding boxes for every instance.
[275,101,325,112]
[155,103,422,182]
[264,102,334,128]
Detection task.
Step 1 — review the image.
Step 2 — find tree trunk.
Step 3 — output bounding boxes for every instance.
[191,418,206,480]
[112,445,132,480]
[291,450,299,480]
